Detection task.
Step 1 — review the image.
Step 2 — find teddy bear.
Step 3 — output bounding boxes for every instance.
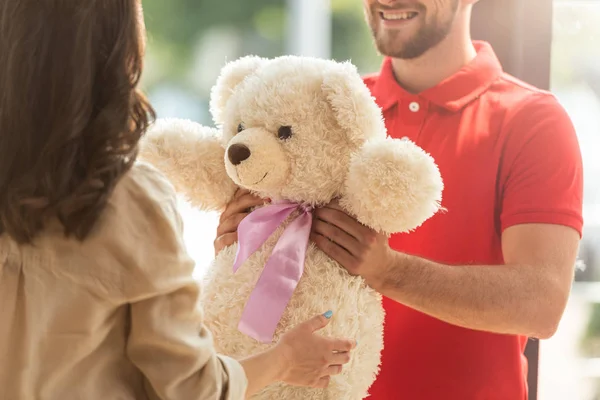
[139,55,443,399]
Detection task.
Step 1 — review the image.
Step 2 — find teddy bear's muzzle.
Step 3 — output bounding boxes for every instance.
[224,130,291,191]
[227,143,251,165]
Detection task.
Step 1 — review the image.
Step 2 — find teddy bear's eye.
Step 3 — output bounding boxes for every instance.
[277,126,293,140]
[237,123,245,133]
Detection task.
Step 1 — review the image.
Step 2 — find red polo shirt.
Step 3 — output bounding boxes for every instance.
[363,41,584,399]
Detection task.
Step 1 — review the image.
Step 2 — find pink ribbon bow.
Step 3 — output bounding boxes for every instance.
[233,200,313,343]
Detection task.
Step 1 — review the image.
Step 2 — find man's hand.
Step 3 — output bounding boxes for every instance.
[310,200,395,290]
[214,189,267,256]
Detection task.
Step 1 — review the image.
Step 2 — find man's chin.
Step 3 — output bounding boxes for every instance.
[374,34,408,57]
[375,43,410,59]
[375,39,429,60]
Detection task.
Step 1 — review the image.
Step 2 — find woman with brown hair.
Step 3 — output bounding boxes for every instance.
[0,1,355,399]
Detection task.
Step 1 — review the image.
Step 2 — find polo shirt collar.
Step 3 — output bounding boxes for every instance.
[370,41,503,112]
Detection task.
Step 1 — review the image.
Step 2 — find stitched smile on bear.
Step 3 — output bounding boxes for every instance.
[253,172,268,185]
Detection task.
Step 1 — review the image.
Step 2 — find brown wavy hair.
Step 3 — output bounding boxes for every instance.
[0,0,155,243]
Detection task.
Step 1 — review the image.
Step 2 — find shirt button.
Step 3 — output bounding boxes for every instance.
[409,101,420,112]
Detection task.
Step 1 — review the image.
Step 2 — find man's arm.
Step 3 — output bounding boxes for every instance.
[312,206,579,339]
[381,223,578,339]
[312,92,583,340]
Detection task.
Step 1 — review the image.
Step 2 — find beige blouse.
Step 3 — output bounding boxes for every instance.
[0,162,248,400]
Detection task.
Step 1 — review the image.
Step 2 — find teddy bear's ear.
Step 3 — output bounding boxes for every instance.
[321,61,386,146]
[209,55,267,126]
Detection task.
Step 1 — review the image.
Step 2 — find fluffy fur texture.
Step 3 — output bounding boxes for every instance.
[139,118,236,211]
[140,55,444,399]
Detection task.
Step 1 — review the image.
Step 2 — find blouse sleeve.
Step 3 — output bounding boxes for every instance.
[113,162,248,400]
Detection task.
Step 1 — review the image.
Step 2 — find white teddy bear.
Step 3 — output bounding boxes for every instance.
[140,55,443,399]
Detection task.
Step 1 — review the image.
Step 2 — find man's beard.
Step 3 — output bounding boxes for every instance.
[366,1,458,59]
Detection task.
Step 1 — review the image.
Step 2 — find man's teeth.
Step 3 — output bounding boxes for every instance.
[382,12,417,20]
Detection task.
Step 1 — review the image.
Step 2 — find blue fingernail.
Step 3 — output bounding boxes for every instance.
[323,310,333,319]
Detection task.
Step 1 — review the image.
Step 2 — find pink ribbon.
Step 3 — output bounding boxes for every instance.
[233,201,313,343]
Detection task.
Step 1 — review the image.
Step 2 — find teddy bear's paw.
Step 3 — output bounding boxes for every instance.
[139,118,237,212]
[342,136,444,234]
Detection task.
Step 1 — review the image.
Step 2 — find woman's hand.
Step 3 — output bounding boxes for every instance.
[239,311,356,397]
[214,188,266,256]
[273,311,356,388]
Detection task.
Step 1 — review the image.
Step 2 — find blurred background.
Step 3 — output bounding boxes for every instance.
[139,0,600,398]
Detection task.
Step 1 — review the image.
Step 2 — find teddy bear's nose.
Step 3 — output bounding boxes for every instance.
[228,144,251,166]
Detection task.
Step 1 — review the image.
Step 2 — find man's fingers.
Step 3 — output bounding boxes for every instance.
[323,198,343,211]
[214,232,238,254]
[314,207,364,242]
[215,191,268,255]
[220,193,266,222]
[311,232,357,273]
[216,213,248,237]
[234,188,249,198]
[312,219,361,257]
[235,192,266,209]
